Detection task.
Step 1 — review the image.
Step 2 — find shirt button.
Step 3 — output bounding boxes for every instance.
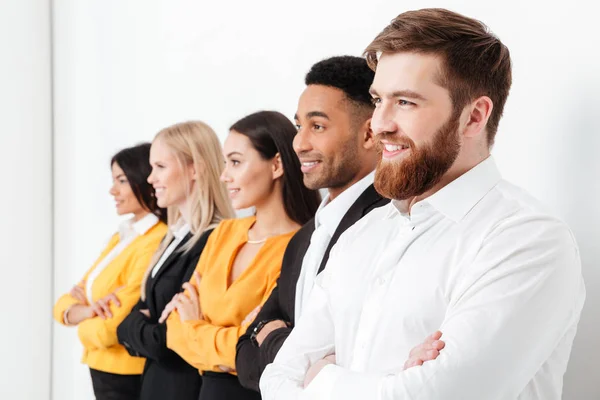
[377,277,385,285]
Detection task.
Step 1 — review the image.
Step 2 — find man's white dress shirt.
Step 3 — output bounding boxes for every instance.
[260,157,585,400]
[294,172,374,320]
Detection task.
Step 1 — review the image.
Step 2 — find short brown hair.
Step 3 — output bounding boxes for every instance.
[364,8,511,146]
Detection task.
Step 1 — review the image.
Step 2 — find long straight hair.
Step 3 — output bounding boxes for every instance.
[140,121,234,299]
[230,111,320,225]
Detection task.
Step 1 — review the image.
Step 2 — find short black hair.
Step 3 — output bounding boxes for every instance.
[111,143,167,224]
[305,56,375,108]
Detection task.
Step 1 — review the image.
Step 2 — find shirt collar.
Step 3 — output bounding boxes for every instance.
[170,218,191,240]
[119,213,159,238]
[387,156,502,222]
[316,171,375,237]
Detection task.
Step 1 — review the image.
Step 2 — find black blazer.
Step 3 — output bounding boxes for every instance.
[235,184,389,391]
[117,228,213,400]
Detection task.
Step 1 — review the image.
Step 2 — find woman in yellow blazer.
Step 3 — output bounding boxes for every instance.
[53,143,168,400]
[163,111,321,400]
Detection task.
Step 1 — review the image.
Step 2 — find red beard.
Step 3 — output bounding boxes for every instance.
[374,115,460,200]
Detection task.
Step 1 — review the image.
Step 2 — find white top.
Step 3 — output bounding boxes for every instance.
[85,213,159,303]
[151,219,191,278]
[294,172,374,320]
[260,157,586,400]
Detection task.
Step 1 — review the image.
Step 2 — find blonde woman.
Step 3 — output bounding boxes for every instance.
[117,122,234,400]
[53,143,168,400]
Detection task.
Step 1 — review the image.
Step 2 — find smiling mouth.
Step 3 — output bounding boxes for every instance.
[381,143,410,159]
[300,160,321,172]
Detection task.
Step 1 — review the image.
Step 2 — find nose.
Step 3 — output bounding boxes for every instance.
[220,166,232,183]
[371,102,398,137]
[293,126,312,156]
[109,183,118,196]
[147,169,155,185]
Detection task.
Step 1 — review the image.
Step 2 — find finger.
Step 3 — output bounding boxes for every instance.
[428,331,443,341]
[99,299,112,318]
[182,283,198,299]
[182,283,199,309]
[158,312,168,324]
[431,339,445,351]
[177,293,192,305]
[91,303,106,320]
[194,272,202,289]
[105,293,121,307]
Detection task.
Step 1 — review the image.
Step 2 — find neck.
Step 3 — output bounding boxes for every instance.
[132,210,150,222]
[252,189,299,237]
[399,150,490,214]
[328,163,376,202]
[178,198,193,226]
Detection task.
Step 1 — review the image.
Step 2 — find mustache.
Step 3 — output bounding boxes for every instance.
[296,151,324,160]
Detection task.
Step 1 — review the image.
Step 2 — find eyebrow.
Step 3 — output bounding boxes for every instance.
[115,174,126,179]
[369,87,427,101]
[226,151,243,158]
[297,111,330,120]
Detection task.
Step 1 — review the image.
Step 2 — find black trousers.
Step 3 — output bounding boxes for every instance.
[90,368,142,400]
[199,372,261,400]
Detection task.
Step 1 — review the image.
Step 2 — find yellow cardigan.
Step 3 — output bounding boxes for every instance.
[166,217,296,374]
[53,220,167,375]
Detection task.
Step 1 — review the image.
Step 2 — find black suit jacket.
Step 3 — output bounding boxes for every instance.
[235,184,389,391]
[116,229,213,400]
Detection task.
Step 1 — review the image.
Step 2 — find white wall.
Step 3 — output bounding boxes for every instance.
[51,1,600,399]
[0,1,53,399]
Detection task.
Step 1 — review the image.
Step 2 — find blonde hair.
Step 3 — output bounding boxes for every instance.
[140,121,234,300]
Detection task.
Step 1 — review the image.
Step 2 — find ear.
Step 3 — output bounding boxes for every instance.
[272,153,284,180]
[361,117,375,150]
[188,161,203,181]
[463,96,494,141]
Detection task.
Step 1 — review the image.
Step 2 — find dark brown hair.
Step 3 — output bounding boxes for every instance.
[230,111,321,225]
[364,8,512,146]
[111,143,167,223]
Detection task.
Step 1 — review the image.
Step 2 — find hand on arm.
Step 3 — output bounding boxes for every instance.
[176,272,203,322]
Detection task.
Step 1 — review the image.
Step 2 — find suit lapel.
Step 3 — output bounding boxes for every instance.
[149,234,190,293]
[284,222,314,323]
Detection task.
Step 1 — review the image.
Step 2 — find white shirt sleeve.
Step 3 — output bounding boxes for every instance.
[260,255,338,400]
[262,217,585,400]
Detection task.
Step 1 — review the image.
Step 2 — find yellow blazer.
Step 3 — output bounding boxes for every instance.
[53,220,167,375]
[166,217,296,374]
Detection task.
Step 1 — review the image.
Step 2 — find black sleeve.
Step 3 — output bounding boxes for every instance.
[117,300,172,361]
[236,284,291,391]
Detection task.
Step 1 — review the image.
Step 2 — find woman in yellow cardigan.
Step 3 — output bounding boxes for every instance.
[53,143,168,400]
[163,111,321,399]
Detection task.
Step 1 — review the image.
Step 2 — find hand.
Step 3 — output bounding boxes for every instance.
[91,286,123,320]
[177,272,203,322]
[242,305,261,327]
[70,284,88,304]
[304,354,336,388]
[256,320,288,347]
[139,309,151,318]
[218,365,235,373]
[64,304,96,325]
[159,295,179,324]
[403,331,445,370]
